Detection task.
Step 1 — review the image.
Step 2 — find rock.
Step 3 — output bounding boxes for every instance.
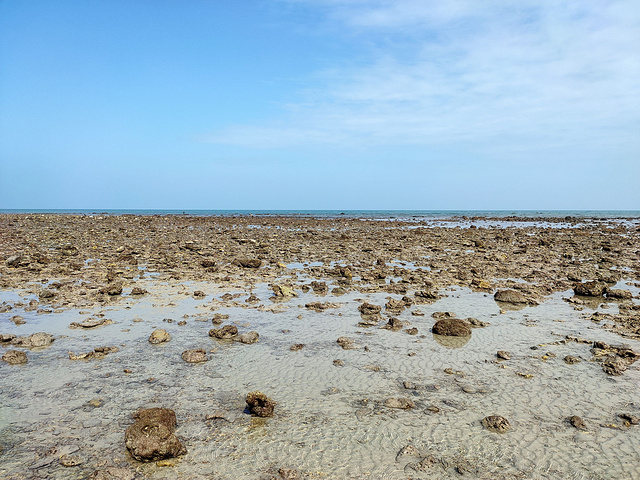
[358,302,381,315]
[385,298,405,311]
[405,327,419,335]
[236,258,262,268]
[39,289,56,300]
[602,355,627,375]
[69,318,113,329]
[290,344,304,351]
[415,290,439,301]
[618,413,640,425]
[193,290,206,298]
[99,283,123,296]
[0,333,16,343]
[466,317,489,327]
[383,317,404,330]
[494,289,528,304]
[130,287,148,295]
[90,467,136,480]
[333,359,344,366]
[305,301,339,311]
[149,329,171,344]
[606,289,632,299]
[69,346,119,360]
[124,408,186,461]
[272,284,297,298]
[497,350,511,360]
[245,294,260,303]
[310,281,328,294]
[384,397,415,409]
[574,281,606,297]
[209,325,238,339]
[564,355,581,364]
[482,415,510,433]
[1,350,27,364]
[211,313,229,324]
[237,331,259,344]
[432,319,471,337]
[6,254,30,267]
[181,349,207,363]
[201,259,217,268]
[568,415,587,430]
[337,336,357,349]
[10,315,25,325]
[246,391,276,417]
[278,467,300,480]
[11,332,54,348]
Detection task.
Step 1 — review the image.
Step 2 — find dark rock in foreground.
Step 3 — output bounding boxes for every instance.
[432,319,471,337]
[574,281,606,297]
[124,407,186,461]
[482,415,510,433]
[246,391,276,417]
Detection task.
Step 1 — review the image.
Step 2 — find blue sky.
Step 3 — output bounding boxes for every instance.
[1,0,638,210]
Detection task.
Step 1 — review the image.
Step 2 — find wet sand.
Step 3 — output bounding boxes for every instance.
[1,213,639,479]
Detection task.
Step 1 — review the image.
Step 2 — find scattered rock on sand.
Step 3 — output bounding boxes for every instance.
[602,355,627,375]
[482,415,510,433]
[209,325,238,339]
[149,329,171,344]
[494,289,529,304]
[564,355,581,364]
[11,332,54,348]
[181,349,208,363]
[246,391,276,417]
[337,336,357,349]
[497,350,511,360]
[432,319,471,337]
[236,258,262,268]
[272,284,297,298]
[358,302,381,315]
[237,331,259,344]
[568,415,587,430]
[574,281,606,297]
[124,407,186,461]
[606,288,632,299]
[130,287,148,295]
[1,350,27,364]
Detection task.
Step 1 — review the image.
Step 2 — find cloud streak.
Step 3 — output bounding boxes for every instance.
[203,0,640,155]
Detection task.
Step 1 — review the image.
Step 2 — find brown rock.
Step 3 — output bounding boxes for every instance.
[181,349,207,363]
[494,289,528,304]
[1,350,27,364]
[482,415,510,433]
[337,336,357,349]
[237,331,259,344]
[602,355,627,375]
[359,302,381,315]
[124,408,186,461]
[497,350,511,360]
[568,415,587,430]
[574,281,606,297]
[246,391,276,417]
[432,319,471,337]
[236,258,262,268]
[209,325,238,339]
[149,329,171,344]
[564,355,581,364]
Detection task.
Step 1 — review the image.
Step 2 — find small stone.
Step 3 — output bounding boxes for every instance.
[59,454,83,467]
[1,350,27,364]
[181,349,207,363]
[568,415,587,430]
[497,350,511,360]
[149,329,171,344]
[209,325,238,339]
[432,319,471,337]
[564,355,581,364]
[290,344,304,351]
[246,391,276,417]
[237,331,259,344]
[337,336,356,350]
[333,359,344,366]
[482,415,510,433]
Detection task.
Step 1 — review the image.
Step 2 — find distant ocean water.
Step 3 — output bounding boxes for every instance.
[1,209,640,219]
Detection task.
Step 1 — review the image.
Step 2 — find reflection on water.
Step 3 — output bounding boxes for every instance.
[0,281,639,479]
[432,333,471,349]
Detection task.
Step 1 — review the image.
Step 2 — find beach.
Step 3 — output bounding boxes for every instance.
[1,213,639,479]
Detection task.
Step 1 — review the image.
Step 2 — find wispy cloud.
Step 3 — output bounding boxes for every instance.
[203,0,640,154]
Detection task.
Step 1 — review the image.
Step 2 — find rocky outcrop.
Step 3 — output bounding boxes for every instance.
[124,408,186,461]
[246,391,276,417]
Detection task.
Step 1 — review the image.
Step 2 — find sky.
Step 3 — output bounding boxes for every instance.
[1,0,639,210]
